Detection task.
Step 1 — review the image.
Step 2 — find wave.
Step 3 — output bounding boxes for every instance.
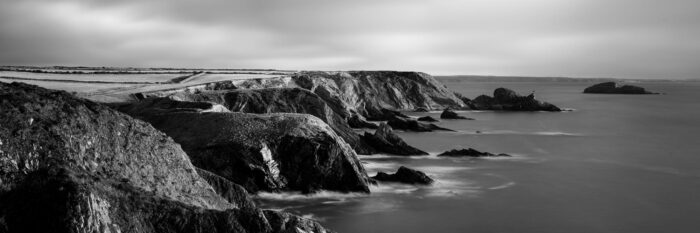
[255,190,369,201]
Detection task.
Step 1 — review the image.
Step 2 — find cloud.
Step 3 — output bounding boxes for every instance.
[0,0,699,79]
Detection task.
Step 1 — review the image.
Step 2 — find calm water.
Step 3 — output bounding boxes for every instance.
[257,80,700,233]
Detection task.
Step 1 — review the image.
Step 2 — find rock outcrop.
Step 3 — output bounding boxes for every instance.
[116,99,371,194]
[440,109,474,120]
[0,82,332,233]
[438,148,510,157]
[372,166,434,185]
[157,88,376,154]
[583,82,658,94]
[293,71,465,120]
[466,88,562,111]
[360,124,428,156]
[387,115,453,132]
[417,116,439,122]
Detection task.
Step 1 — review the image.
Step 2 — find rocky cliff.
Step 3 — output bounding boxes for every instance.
[0,82,332,233]
[115,99,371,194]
[158,88,376,154]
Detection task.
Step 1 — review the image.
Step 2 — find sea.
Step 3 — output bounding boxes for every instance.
[256,80,700,233]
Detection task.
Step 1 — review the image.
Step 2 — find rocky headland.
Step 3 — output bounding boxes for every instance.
[583,82,659,94]
[438,148,511,157]
[360,124,429,156]
[0,82,331,233]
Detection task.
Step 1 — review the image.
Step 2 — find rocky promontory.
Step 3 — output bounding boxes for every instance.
[583,82,658,94]
[465,87,562,111]
[440,109,474,120]
[0,82,332,233]
[115,99,371,194]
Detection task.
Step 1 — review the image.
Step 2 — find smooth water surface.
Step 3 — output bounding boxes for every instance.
[258,81,700,233]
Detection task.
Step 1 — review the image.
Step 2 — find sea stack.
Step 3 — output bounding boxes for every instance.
[583,82,658,94]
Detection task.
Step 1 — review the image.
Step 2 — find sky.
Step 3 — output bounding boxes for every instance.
[1,0,699,79]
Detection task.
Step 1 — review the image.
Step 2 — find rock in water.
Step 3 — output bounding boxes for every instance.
[438,148,511,157]
[440,109,474,120]
[583,82,658,94]
[0,82,333,233]
[116,99,371,194]
[417,116,439,122]
[387,115,453,132]
[372,166,434,185]
[361,124,428,156]
[467,87,562,111]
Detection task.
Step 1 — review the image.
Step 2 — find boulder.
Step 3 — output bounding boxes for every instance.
[360,124,428,156]
[0,82,333,233]
[583,82,658,94]
[372,166,434,185]
[440,109,474,120]
[417,116,439,122]
[116,100,371,194]
[438,148,511,157]
[467,88,562,111]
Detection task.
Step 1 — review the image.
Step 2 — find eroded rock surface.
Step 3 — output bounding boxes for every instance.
[116,100,371,194]
[440,109,474,120]
[0,82,333,233]
[361,124,428,156]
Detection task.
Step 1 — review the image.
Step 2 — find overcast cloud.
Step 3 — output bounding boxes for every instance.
[1,0,699,78]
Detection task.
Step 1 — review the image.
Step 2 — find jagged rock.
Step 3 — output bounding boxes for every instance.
[414,107,429,112]
[440,109,474,120]
[366,108,410,121]
[417,116,439,122]
[196,168,257,210]
[360,124,428,156]
[154,88,376,155]
[348,115,379,129]
[116,100,370,194]
[387,115,453,132]
[372,166,434,185]
[292,71,465,120]
[438,148,511,157]
[264,210,331,233]
[467,88,562,111]
[583,82,658,94]
[454,92,472,107]
[0,82,332,233]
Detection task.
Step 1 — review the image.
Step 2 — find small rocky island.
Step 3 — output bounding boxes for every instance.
[583,82,659,94]
[463,87,562,111]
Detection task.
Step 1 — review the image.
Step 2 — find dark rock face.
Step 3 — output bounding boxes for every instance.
[0,82,333,233]
[417,116,439,122]
[117,100,370,194]
[348,115,379,129]
[583,82,658,94]
[387,115,453,132]
[372,166,434,185]
[440,109,474,120]
[160,88,375,155]
[467,88,562,111]
[360,124,428,156]
[438,148,511,157]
